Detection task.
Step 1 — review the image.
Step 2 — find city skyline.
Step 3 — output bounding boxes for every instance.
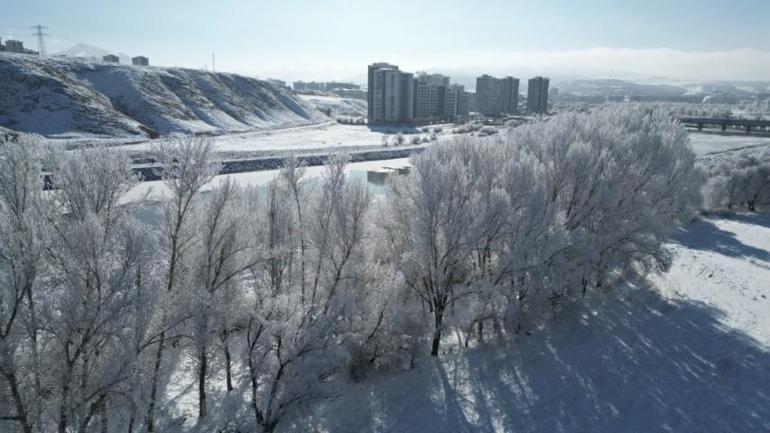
[2,0,769,81]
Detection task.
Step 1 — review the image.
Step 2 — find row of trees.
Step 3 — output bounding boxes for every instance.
[703,148,770,211]
[0,135,397,433]
[1,106,705,432]
[380,106,703,356]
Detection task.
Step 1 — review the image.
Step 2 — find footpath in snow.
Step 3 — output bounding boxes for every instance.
[282,213,770,433]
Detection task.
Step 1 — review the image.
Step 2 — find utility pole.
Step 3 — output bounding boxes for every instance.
[31,25,48,57]
[212,52,215,72]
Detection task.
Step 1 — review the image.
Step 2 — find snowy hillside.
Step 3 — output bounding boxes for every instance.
[0,52,326,139]
[299,94,367,118]
[282,213,770,433]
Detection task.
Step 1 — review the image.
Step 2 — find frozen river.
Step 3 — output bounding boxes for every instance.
[125,157,412,204]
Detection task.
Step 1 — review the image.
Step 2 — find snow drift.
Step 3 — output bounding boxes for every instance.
[0,53,327,139]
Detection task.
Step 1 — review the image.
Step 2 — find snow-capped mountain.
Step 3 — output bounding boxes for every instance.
[0,52,327,139]
[54,43,132,64]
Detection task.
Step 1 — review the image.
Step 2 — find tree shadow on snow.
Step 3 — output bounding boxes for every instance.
[285,285,770,432]
[669,217,770,263]
[723,212,770,230]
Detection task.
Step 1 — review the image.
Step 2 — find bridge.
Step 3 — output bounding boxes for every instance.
[677,117,770,135]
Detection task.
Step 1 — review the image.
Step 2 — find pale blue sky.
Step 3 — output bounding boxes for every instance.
[3,0,769,81]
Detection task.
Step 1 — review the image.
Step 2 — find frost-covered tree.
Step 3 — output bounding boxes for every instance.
[187,178,259,419]
[382,143,479,356]
[42,145,157,433]
[0,135,45,433]
[381,106,702,356]
[703,148,770,211]
[0,105,707,431]
[241,154,372,432]
[144,137,219,432]
[509,107,702,299]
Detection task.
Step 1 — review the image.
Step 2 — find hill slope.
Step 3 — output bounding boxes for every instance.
[299,94,367,118]
[0,53,326,139]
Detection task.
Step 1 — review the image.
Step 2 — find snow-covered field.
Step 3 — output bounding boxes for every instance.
[656,214,770,344]
[105,124,770,165]
[689,132,770,158]
[280,213,770,433]
[117,122,450,156]
[115,122,453,159]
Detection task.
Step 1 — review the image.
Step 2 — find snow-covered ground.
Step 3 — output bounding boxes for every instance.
[117,122,452,157]
[299,94,367,118]
[689,132,770,158]
[279,212,770,433]
[656,214,770,344]
[99,123,770,165]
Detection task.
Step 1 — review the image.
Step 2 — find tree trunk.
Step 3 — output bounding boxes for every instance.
[263,421,278,433]
[100,402,108,433]
[223,337,233,392]
[145,335,165,433]
[430,307,444,357]
[1,368,34,433]
[249,360,263,433]
[58,380,70,433]
[24,285,43,433]
[492,316,503,340]
[198,347,207,418]
[464,322,473,348]
[127,410,135,433]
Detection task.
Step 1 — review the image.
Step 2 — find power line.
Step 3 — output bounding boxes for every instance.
[31,25,48,57]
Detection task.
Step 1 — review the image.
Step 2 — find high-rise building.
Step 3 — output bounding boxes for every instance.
[458,91,471,118]
[444,84,470,120]
[444,85,459,119]
[368,63,392,123]
[499,76,520,114]
[476,74,500,115]
[428,74,449,118]
[102,54,120,63]
[527,76,550,113]
[412,73,450,121]
[399,72,415,122]
[466,92,476,113]
[368,63,413,124]
[413,74,433,120]
[476,74,520,115]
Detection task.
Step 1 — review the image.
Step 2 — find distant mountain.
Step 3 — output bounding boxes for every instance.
[556,79,688,98]
[54,43,132,64]
[0,53,327,139]
[682,81,770,96]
